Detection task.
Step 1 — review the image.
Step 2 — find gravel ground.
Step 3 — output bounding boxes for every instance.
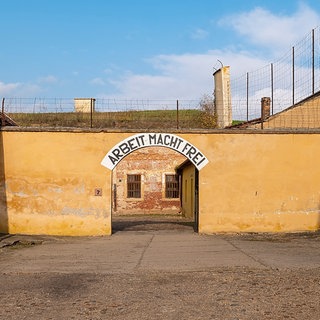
[1,269,319,320]
[0,215,319,320]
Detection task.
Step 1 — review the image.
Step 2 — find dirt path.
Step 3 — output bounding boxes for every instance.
[1,220,320,320]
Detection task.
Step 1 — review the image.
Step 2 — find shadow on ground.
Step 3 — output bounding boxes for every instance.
[112,215,195,233]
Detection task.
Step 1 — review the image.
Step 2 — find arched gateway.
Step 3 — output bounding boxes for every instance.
[101,133,209,232]
[101,133,209,171]
[3,129,320,236]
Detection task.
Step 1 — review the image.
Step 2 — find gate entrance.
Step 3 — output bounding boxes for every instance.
[110,146,198,233]
[111,215,195,233]
[101,133,208,234]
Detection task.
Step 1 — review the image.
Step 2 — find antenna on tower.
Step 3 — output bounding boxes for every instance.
[213,60,224,74]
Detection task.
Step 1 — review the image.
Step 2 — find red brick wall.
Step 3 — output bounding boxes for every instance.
[113,147,186,215]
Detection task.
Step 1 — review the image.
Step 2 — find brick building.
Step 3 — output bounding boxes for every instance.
[112,147,186,215]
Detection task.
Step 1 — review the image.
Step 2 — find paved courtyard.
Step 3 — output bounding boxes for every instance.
[0,216,320,319]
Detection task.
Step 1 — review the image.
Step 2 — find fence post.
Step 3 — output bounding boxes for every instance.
[271,63,274,115]
[176,100,179,129]
[312,28,315,95]
[246,72,249,121]
[1,98,5,126]
[90,98,93,128]
[292,46,295,106]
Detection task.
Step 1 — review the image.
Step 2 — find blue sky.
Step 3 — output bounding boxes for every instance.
[1,0,320,100]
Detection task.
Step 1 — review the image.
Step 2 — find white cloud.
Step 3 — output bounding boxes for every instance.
[100,50,269,100]
[90,77,106,86]
[219,3,320,55]
[100,4,320,104]
[104,68,113,75]
[38,75,58,84]
[0,81,21,96]
[4,3,313,105]
[0,81,41,97]
[191,28,209,40]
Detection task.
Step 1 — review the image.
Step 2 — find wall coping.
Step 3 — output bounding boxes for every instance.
[2,126,320,134]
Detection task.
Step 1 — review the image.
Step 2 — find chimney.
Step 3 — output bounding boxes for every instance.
[261,97,271,121]
[213,66,232,128]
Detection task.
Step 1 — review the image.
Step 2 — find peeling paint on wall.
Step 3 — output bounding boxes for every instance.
[1,130,320,235]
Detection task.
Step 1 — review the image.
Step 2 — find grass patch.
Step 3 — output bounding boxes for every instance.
[232,120,245,125]
[8,109,218,129]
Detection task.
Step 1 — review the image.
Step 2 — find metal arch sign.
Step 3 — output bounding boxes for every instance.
[101,133,209,171]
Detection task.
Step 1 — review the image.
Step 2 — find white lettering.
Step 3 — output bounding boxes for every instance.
[101,133,209,170]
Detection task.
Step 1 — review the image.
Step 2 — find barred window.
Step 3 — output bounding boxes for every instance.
[165,174,179,198]
[127,174,141,198]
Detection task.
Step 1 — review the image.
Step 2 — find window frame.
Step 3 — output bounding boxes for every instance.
[127,174,142,199]
[165,174,180,199]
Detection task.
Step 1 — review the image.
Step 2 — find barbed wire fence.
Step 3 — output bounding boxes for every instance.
[2,97,216,129]
[3,28,320,130]
[231,26,320,129]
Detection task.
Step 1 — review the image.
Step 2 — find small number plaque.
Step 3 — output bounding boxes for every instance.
[94,188,102,196]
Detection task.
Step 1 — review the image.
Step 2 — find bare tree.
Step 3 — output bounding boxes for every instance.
[199,94,216,128]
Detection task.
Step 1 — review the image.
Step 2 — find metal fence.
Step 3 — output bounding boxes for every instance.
[231,26,320,124]
[2,97,215,129]
[4,27,320,130]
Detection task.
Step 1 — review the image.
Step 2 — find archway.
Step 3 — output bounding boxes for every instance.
[101,133,208,171]
[101,133,208,233]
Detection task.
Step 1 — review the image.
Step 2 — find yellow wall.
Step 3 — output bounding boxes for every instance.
[1,129,320,235]
[250,95,320,129]
[0,132,7,233]
[1,130,117,236]
[180,163,196,219]
[198,133,320,233]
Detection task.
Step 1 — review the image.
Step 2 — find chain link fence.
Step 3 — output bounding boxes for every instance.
[3,28,320,130]
[231,27,320,129]
[2,97,217,130]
